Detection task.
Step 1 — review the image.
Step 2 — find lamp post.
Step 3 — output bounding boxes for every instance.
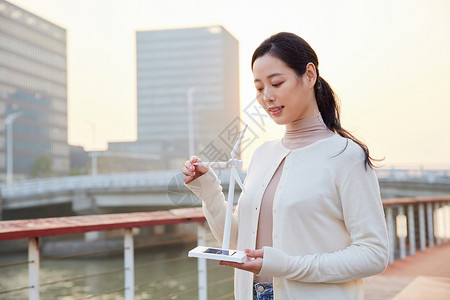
[187,87,208,300]
[5,111,23,186]
[86,120,97,176]
[187,87,196,157]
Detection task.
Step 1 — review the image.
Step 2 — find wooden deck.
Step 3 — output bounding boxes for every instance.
[365,242,450,299]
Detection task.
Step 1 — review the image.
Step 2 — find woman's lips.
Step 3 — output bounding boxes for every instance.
[268,106,284,116]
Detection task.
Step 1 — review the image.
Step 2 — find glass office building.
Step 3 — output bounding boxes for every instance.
[0,0,69,180]
[136,26,240,169]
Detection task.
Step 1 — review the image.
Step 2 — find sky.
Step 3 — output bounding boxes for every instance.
[10,0,450,168]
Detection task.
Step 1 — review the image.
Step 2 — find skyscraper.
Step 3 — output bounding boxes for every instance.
[0,0,69,180]
[135,25,240,169]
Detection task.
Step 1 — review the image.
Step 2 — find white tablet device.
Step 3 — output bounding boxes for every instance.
[188,246,248,263]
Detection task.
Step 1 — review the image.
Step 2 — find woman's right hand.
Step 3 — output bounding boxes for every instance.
[182,156,209,184]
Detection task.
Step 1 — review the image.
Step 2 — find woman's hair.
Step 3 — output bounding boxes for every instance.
[251,32,381,169]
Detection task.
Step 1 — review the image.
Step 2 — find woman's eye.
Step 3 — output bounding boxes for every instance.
[256,87,263,93]
[273,82,283,87]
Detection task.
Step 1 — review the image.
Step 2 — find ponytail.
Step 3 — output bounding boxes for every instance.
[315,76,381,170]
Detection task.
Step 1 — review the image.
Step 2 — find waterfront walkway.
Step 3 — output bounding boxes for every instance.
[365,242,450,299]
[1,197,449,299]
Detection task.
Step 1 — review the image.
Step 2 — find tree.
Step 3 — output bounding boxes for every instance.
[30,156,53,178]
[70,167,88,176]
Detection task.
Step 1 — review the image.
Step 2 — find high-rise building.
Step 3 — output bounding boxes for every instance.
[0,0,69,180]
[135,25,240,169]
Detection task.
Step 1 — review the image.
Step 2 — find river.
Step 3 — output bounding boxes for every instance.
[0,243,234,299]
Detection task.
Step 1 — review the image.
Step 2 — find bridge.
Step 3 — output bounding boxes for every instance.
[376,168,450,198]
[0,169,245,218]
[1,168,449,219]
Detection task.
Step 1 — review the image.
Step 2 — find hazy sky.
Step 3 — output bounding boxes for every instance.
[11,0,450,168]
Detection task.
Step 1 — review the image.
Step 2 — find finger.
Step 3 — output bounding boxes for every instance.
[190,156,209,173]
[219,261,244,268]
[185,159,205,177]
[189,156,201,164]
[182,162,195,174]
[184,160,195,172]
[220,258,259,267]
[245,248,264,258]
[181,166,194,177]
[219,259,262,274]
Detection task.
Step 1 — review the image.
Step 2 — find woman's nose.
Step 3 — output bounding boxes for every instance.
[263,90,274,102]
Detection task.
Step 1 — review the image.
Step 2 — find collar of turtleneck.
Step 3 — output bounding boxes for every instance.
[281,113,335,150]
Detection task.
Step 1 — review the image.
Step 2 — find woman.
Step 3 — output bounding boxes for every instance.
[182,32,389,300]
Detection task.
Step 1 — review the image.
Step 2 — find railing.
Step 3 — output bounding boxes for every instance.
[376,168,450,184]
[0,169,244,198]
[383,196,450,263]
[2,168,448,199]
[0,170,181,198]
[0,196,449,299]
[0,208,221,300]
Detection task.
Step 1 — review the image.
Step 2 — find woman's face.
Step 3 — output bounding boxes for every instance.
[252,54,318,125]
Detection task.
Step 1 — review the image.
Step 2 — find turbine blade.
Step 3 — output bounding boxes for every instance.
[231,124,248,159]
[231,166,246,194]
[193,162,228,168]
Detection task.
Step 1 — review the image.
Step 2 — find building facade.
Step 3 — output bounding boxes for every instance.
[0,0,69,180]
[135,25,240,169]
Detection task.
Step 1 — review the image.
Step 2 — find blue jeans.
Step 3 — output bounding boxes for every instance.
[253,282,273,300]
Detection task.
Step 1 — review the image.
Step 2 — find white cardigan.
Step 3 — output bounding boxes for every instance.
[186,134,389,299]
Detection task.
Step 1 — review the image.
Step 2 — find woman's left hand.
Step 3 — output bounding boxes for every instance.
[219,248,264,274]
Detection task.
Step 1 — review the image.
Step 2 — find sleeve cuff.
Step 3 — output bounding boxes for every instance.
[258,246,290,277]
[184,168,221,203]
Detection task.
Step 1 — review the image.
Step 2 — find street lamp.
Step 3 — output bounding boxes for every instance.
[86,120,98,176]
[187,87,196,157]
[5,111,23,186]
[187,87,208,300]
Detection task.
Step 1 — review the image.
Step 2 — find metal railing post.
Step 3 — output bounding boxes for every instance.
[444,201,449,243]
[124,229,134,300]
[419,203,426,251]
[397,206,406,260]
[434,202,442,246]
[386,206,395,264]
[197,222,208,300]
[407,204,416,256]
[29,237,39,300]
[426,202,434,248]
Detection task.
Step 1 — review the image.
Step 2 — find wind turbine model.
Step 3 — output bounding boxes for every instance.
[188,125,248,263]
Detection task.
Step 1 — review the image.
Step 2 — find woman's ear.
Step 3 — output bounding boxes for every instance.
[304,62,317,87]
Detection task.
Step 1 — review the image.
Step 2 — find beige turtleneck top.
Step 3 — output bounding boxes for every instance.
[254,113,335,283]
